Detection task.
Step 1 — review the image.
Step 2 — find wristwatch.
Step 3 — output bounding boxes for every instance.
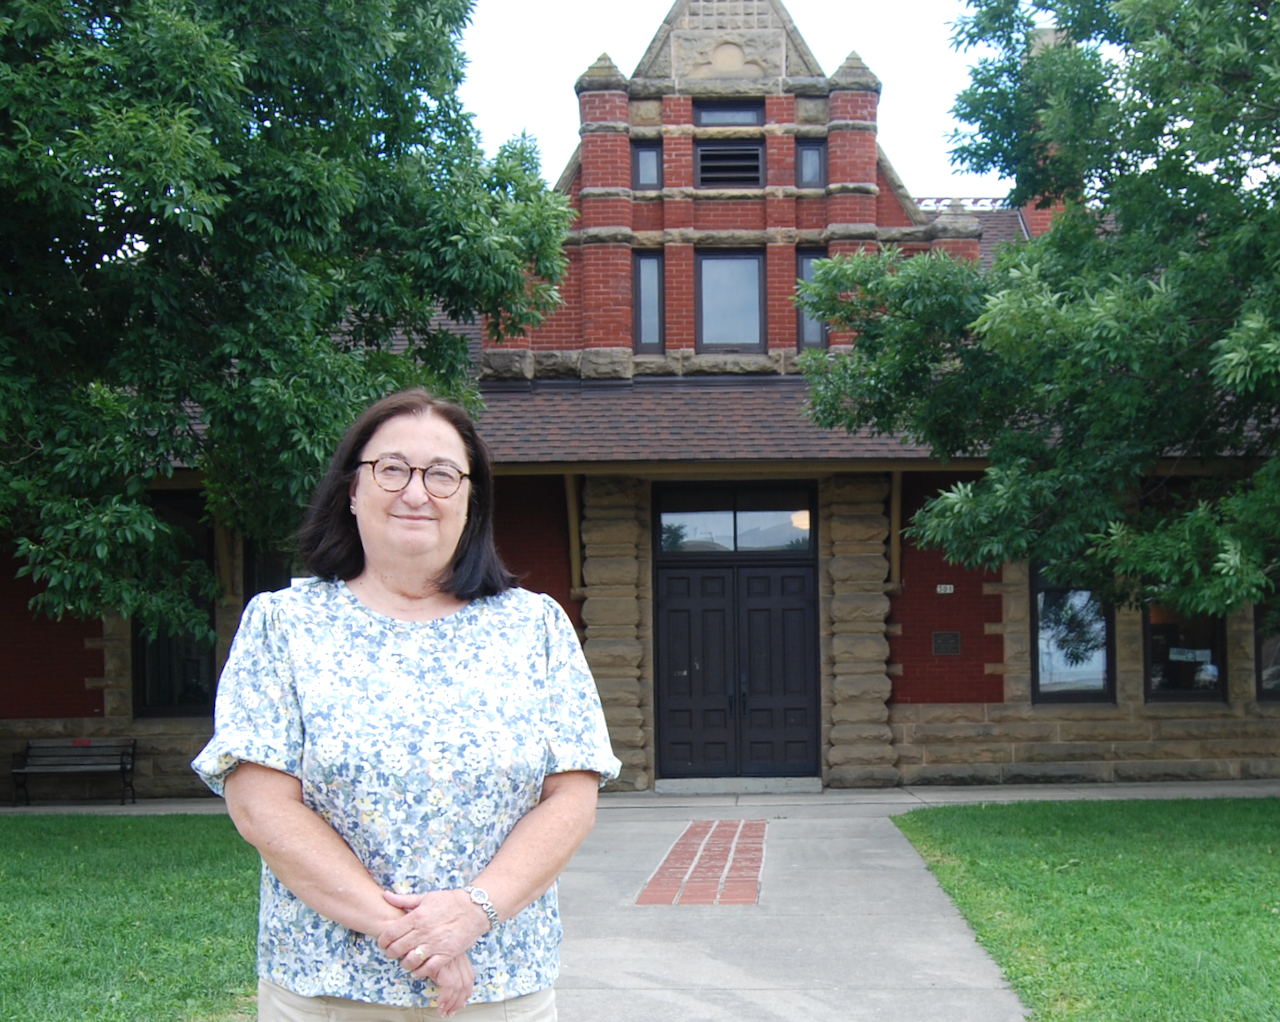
[463,884,499,931]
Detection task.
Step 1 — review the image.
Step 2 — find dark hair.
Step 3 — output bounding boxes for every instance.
[297,389,515,599]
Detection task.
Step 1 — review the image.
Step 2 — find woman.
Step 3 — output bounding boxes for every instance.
[193,389,619,1020]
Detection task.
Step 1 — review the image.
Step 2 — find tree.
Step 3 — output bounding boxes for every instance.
[800,0,1280,619]
[1,0,571,640]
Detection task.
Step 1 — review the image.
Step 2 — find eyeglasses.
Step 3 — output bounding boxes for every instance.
[358,458,470,498]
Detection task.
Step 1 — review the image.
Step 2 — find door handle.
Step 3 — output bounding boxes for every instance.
[739,671,748,717]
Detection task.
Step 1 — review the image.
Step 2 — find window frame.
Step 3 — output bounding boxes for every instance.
[1029,570,1116,704]
[694,140,765,188]
[796,249,828,350]
[694,250,766,353]
[633,251,665,354]
[795,139,827,188]
[693,100,765,127]
[653,482,818,562]
[1256,604,1280,701]
[632,141,663,191]
[1143,604,1229,702]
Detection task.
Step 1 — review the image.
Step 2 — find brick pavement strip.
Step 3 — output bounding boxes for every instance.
[636,818,767,906]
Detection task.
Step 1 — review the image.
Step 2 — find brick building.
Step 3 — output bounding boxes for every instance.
[3,0,1277,799]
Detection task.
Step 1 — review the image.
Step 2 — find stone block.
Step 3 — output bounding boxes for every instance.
[832,632,890,663]
[830,515,889,543]
[583,478,643,508]
[916,704,988,724]
[603,706,644,728]
[103,689,132,718]
[580,518,643,547]
[594,678,642,706]
[1199,738,1280,758]
[1058,721,1153,743]
[607,726,645,749]
[1000,762,1112,784]
[614,747,648,769]
[899,763,1003,785]
[1112,759,1235,782]
[831,673,892,703]
[584,638,643,668]
[830,593,890,624]
[582,557,639,587]
[1003,675,1033,703]
[827,742,897,766]
[828,555,888,585]
[682,353,776,375]
[987,703,1124,723]
[829,723,893,744]
[912,722,1058,743]
[1152,718,1280,740]
[533,351,581,378]
[887,704,920,723]
[827,764,900,788]
[829,700,889,724]
[580,348,634,379]
[479,349,533,380]
[1241,758,1280,779]
[923,743,1013,764]
[894,744,924,765]
[828,477,890,503]
[582,597,640,628]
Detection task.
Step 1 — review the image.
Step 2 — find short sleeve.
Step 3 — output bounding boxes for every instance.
[539,595,621,784]
[191,592,305,796]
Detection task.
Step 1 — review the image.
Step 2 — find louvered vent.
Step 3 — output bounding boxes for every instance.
[695,142,764,187]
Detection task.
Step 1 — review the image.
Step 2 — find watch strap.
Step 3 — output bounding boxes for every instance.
[464,885,499,930]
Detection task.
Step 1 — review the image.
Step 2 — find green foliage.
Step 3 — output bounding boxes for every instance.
[0,814,259,1022]
[0,0,572,639]
[896,798,1280,1022]
[800,0,1280,618]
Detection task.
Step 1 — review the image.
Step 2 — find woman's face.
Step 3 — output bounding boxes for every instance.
[349,411,472,574]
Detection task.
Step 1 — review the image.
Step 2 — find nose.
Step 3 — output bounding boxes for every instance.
[399,467,435,502]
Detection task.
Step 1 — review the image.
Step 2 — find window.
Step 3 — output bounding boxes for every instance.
[1144,604,1227,701]
[633,252,663,353]
[1030,570,1115,702]
[796,250,827,350]
[796,140,826,187]
[694,101,764,126]
[632,142,662,190]
[696,252,764,352]
[658,486,814,555]
[132,491,216,717]
[1257,605,1280,700]
[695,141,764,187]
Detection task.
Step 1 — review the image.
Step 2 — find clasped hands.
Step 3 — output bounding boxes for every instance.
[378,888,489,1018]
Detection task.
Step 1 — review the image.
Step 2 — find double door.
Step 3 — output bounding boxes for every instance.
[655,563,818,777]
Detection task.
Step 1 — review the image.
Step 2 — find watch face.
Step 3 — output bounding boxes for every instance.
[469,887,489,904]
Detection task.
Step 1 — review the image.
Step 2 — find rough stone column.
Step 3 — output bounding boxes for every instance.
[579,477,650,790]
[86,613,133,719]
[822,474,897,786]
[999,561,1032,703]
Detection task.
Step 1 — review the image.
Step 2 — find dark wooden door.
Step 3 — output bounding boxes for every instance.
[656,564,818,778]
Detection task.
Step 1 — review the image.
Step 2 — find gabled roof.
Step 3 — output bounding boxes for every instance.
[631,0,832,93]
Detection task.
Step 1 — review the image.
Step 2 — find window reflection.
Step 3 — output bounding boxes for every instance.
[661,511,734,552]
[737,510,810,551]
[658,491,811,554]
[1036,590,1108,693]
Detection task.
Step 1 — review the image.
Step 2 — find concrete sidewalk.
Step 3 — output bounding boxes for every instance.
[6,779,1279,1020]
[555,779,1280,1022]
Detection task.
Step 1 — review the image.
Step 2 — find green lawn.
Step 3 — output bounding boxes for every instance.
[0,815,259,1022]
[895,797,1280,1022]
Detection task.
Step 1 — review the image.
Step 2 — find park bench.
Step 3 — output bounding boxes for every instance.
[11,737,137,805]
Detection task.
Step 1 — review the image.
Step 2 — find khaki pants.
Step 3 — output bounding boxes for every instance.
[258,980,557,1022]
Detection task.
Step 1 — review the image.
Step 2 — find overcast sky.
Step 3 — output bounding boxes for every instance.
[458,0,1011,199]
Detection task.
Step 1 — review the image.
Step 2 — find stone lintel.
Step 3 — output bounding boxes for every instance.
[579,121,630,135]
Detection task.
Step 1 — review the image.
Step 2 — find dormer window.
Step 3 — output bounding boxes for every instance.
[693,100,764,126]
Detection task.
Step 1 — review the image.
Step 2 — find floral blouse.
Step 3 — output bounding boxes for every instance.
[191,580,620,1006]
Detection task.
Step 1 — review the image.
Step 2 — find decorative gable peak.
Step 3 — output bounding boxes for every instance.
[575,53,629,94]
[631,0,828,96]
[828,50,881,94]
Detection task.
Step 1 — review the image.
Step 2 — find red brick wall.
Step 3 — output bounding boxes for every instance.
[875,166,916,227]
[493,477,582,628]
[664,244,695,350]
[766,244,799,350]
[888,475,1004,703]
[581,245,632,347]
[0,555,104,719]
[1021,200,1063,237]
[693,200,764,231]
[632,199,663,233]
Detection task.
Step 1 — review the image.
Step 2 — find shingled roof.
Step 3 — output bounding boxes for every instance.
[476,377,933,467]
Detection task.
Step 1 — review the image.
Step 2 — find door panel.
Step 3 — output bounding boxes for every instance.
[656,563,818,778]
[656,567,736,777]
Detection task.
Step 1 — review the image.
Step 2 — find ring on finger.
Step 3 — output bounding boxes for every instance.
[414,945,429,962]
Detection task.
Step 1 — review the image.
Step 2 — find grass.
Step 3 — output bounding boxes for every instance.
[895,797,1280,1022]
[0,815,259,1022]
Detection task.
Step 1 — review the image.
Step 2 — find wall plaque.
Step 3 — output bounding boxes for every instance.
[932,631,961,656]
